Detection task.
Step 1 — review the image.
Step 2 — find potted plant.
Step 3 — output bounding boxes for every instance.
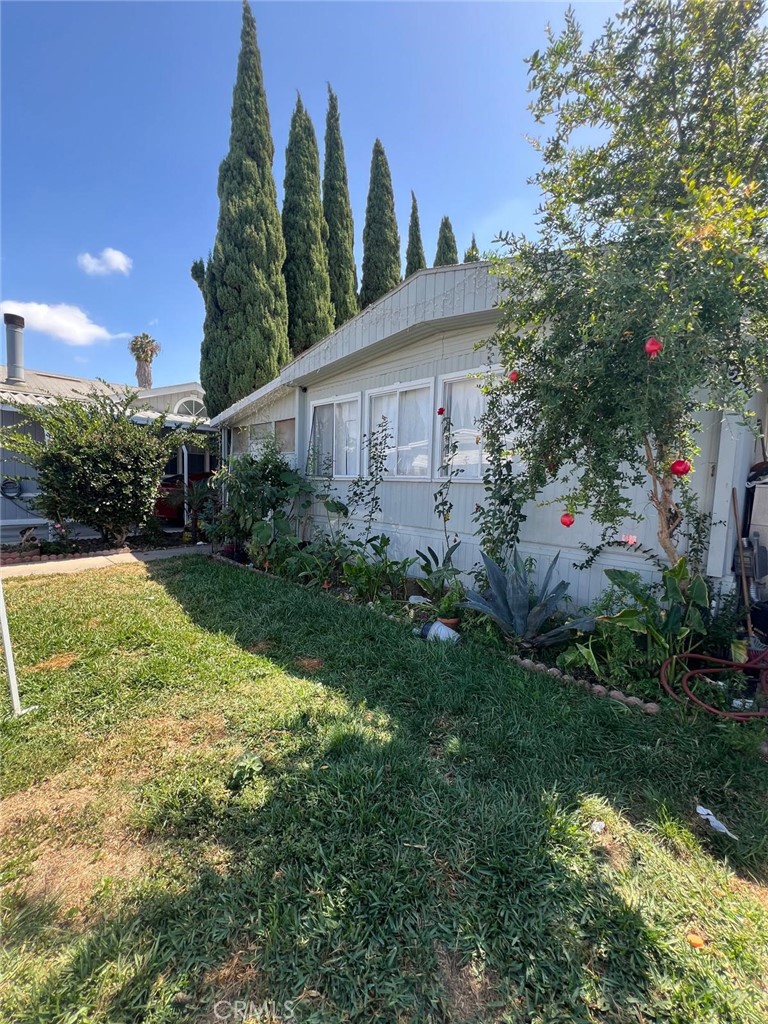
[436,583,464,630]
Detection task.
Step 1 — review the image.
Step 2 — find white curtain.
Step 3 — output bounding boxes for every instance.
[334,400,359,476]
[370,387,430,477]
[397,386,430,477]
[309,404,334,475]
[444,378,484,478]
[370,392,398,474]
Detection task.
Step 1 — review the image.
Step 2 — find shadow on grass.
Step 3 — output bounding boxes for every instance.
[5,734,662,1023]
[3,556,768,1023]
[145,559,768,867]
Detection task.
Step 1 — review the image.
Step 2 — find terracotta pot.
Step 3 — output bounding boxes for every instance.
[437,617,460,630]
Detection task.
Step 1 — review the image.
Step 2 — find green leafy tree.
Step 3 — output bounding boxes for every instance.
[1,390,199,545]
[283,96,335,354]
[463,234,480,262]
[360,139,400,307]
[434,216,458,267]
[405,191,426,277]
[323,85,358,327]
[191,0,289,418]
[490,0,768,564]
[128,333,160,389]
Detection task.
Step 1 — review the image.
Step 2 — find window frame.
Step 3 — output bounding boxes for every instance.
[307,392,362,479]
[173,396,207,417]
[274,417,297,456]
[434,367,502,482]
[364,377,435,481]
[248,422,272,445]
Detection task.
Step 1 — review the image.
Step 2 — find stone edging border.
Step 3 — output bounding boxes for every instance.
[211,553,662,716]
[0,543,192,567]
[506,653,661,715]
[0,546,132,566]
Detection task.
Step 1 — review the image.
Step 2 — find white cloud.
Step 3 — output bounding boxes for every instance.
[0,300,127,347]
[77,247,133,276]
[148,318,159,326]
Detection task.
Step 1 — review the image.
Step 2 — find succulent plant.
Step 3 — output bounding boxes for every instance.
[460,549,595,648]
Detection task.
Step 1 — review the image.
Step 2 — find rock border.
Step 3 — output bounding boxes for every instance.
[0,542,191,567]
[508,653,661,715]
[0,546,132,566]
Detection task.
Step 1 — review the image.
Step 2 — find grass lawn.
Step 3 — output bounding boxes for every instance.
[1,557,768,1024]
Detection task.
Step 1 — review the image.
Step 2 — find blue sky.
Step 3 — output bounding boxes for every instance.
[1,1,621,388]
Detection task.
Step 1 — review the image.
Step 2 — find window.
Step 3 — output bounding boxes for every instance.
[248,422,271,444]
[369,384,431,478]
[309,398,360,476]
[441,376,487,479]
[175,397,206,417]
[275,418,296,454]
[187,445,207,475]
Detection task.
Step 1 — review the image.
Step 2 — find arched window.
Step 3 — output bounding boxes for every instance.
[174,397,206,417]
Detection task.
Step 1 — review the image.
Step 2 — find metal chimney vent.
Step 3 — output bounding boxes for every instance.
[3,313,25,384]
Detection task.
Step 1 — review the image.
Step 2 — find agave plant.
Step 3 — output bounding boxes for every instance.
[461,549,595,648]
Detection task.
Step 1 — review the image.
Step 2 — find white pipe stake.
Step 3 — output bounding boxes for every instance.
[0,578,37,717]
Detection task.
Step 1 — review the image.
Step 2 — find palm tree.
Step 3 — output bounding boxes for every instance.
[129,333,161,389]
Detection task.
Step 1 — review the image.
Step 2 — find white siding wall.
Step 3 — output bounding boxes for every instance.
[229,317,753,607]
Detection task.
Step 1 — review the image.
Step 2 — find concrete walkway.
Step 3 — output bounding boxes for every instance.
[0,544,212,579]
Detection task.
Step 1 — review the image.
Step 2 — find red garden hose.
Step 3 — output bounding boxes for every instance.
[660,649,768,721]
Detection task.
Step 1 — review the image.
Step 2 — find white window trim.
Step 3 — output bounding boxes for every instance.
[307,392,361,479]
[173,396,206,416]
[364,377,435,481]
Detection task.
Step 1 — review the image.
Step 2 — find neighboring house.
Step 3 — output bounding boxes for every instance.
[212,262,767,605]
[0,313,215,544]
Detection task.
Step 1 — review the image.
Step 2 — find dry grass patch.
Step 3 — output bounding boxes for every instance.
[593,832,633,872]
[247,641,274,654]
[86,711,230,782]
[27,651,79,673]
[435,945,502,1023]
[294,657,324,671]
[0,780,95,837]
[1,775,153,918]
[24,834,150,912]
[198,946,267,1022]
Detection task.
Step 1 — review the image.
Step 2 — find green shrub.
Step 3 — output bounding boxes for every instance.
[1,389,198,545]
[212,440,313,555]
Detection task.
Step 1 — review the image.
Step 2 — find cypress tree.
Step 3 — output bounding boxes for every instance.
[359,139,400,308]
[463,234,480,262]
[191,1,289,418]
[405,191,426,278]
[322,85,358,327]
[282,96,335,354]
[434,216,459,267]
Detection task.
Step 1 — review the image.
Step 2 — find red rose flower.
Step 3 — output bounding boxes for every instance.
[645,337,663,359]
[437,407,445,416]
